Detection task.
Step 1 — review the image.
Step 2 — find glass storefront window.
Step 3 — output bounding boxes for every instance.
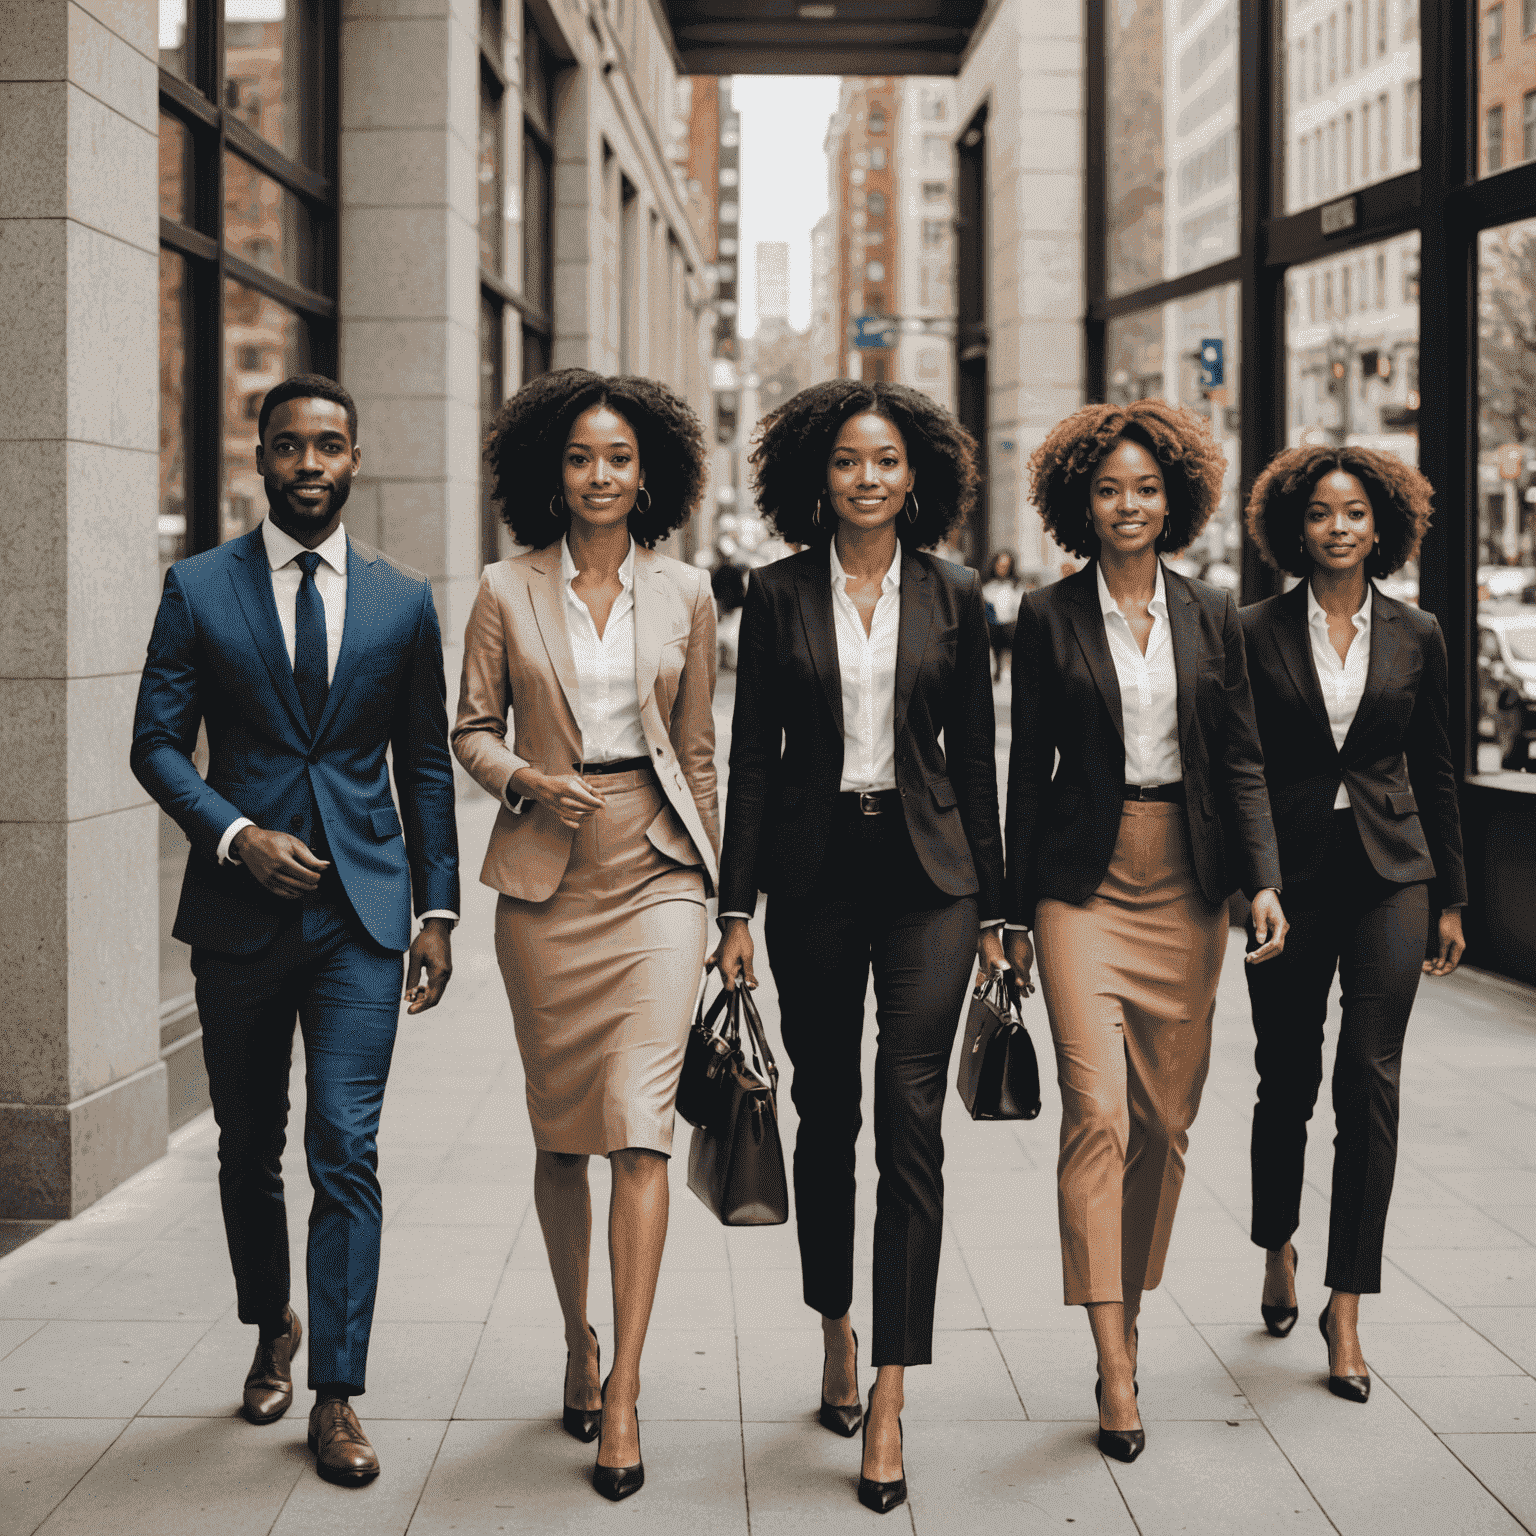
[159,249,191,575]
[480,64,504,276]
[159,113,192,223]
[1476,216,1536,778]
[1106,282,1244,590]
[158,0,189,79]
[1282,0,1420,212]
[1107,0,1239,295]
[224,151,321,290]
[1479,0,1536,180]
[222,279,312,545]
[224,1,323,169]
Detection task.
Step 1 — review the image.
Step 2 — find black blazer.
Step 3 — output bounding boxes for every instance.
[1005,562,1281,926]
[718,546,1004,918]
[1239,580,1467,909]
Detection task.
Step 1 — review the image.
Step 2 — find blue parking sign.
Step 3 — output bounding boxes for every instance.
[1199,338,1224,388]
[853,315,898,349]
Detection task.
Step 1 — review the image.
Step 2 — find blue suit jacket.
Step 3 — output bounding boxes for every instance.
[131,526,460,955]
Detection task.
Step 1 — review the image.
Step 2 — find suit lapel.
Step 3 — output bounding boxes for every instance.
[894,550,933,734]
[1065,565,1124,743]
[794,554,844,736]
[1164,567,1201,758]
[526,548,586,733]
[310,537,378,745]
[227,526,309,740]
[1341,585,1398,755]
[1274,579,1337,746]
[631,547,668,718]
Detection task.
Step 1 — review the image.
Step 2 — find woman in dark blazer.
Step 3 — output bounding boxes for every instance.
[1241,445,1466,1403]
[1004,400,1287,1464]
[712,380,1004,1515]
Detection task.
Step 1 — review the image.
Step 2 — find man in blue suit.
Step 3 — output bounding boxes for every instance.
[131,375,459,1486]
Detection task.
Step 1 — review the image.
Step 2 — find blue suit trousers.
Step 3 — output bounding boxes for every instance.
[194,895,403,1395]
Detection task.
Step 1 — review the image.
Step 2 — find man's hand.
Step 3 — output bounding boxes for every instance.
[405,918,453,1014]
[232,826,329,899]
[1004,929,1035,992]
[706,917,757,990]
[977,926,1006,980]
[1423,909,1466,977]
[1245,889,1289,965]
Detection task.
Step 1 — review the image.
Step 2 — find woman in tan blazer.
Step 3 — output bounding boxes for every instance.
[453,370,717,1503]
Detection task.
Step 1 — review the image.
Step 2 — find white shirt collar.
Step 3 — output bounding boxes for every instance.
[561,536,636,593]
[263,517,348,575]
[1096,559,1167,621]
[829,538,902,594]
[1306,580,1372,633]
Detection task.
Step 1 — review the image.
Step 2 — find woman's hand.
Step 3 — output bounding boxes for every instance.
[706,916,757,990]
[1423,909,1466,977]
[1245,889,1289,964]
[510,767,606,831]
[1004,928,1035,993]
[977,926,1006,980]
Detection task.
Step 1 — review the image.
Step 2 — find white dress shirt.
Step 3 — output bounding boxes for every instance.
[1307,581,1373,810]
[831,538,901,793]
[561,536,649,765]
[218,519,456,927]
[1098,561,1182,787]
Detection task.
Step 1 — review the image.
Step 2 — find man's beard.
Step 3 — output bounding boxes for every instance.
[265,474,352,527]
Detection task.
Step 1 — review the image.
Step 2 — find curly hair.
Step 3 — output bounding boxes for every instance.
[484,368,707,549]
[749,380,979,549]
[1027,399,1226,560]
[1245,443,1433,578]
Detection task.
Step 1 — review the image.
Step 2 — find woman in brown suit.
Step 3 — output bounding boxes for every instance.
[452,370,717,1502]
[1004,401,1287,1463]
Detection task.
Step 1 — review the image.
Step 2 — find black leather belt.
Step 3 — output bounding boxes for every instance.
[576,756,654,775]
[841,790,899,816]
[1122,782,1185,803]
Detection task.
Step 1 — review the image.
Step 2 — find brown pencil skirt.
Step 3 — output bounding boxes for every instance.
[494,768,708,1157]
[1034,800,1227,1306]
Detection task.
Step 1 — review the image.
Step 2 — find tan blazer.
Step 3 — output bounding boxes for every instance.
[452,543,720,902]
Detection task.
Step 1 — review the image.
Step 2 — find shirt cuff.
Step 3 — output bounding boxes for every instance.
[717,911,753,927]
[980,917,1004,929]
[418,911,459,928]
[1004,922,1030,932]
[218,817,255,865]
[503,780,527,814]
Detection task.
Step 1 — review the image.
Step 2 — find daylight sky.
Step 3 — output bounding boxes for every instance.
[730,75,842,337]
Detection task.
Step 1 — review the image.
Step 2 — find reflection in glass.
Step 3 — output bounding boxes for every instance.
[1106,282,1243,589]
[523,128,552,318]
[159,112,192,225]
[160,249,191,575]
[158,0,189,79]
[1476,217,1536,776]
[1478,0,1536,180]
[1282,0,1420,213]
[224,150,319,289]
[222,279,311,546]
[224,0,320,169]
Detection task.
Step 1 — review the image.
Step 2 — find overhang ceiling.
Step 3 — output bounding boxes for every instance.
[660,1,992,77]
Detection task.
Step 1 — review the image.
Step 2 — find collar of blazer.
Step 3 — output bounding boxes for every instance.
[227,524,384,747]
[791,544,935,739]
[1062,560,1201,757]
[522,540,680,746]
[1273,577,1402,757]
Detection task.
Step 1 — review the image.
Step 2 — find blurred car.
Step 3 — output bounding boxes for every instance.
[1477,613,1536,770]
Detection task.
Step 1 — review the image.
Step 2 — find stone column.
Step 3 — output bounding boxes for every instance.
[0,0,165,1217]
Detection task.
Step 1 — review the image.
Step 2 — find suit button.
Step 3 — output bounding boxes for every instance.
[655,747,663,756]
[290,815,303,830]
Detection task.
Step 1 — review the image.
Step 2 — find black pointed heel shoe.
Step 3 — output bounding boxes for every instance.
[1261,1246,1300,1338]
[1095,1366,1144,1463]
[819,1327,864,1437]
[858,1414,906,1515]
[592,1375,644,1502]
[562,1325,602,1443]
[1318,1304,1370,1403]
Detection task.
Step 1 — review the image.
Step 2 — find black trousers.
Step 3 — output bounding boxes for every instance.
[1246,809,1429,1294]
[765,802,977,1366]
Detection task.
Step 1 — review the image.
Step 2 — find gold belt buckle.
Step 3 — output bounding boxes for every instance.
[858,792,884,816]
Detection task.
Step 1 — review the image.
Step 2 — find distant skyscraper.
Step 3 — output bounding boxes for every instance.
[756,241,790,324]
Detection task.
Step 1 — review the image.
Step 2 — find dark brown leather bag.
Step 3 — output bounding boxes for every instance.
[957,971,1041,1121]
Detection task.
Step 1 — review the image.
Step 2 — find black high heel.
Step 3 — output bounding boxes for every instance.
[1319,1303,1370,1403]
[1095,1323,1144,1463]
[819,1327,863,1437]
[592,1374,644,1501]
[562,1324,602,1443]
[1261,1246,1300,1338]
[858,1409,906,1515]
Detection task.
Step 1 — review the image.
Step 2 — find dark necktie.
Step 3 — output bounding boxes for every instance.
[293,550,329,734]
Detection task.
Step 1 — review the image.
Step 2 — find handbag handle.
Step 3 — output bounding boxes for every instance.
[733,984,779,1090]
[694,969,736,1041]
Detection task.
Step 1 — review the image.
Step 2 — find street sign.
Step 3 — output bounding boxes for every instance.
[853,314,898,349]
[1199,338,1224,389]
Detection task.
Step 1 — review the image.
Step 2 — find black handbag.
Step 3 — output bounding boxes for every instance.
[957,970,1041,1121]
[685,981,790,1226]
[676,976,735,1130]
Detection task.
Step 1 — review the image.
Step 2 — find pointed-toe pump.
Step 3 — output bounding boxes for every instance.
[1318,1304,1370,1403]
[562,1325,603,1443]
[592,1375,644,1502]
[1094,1373,1145,1462]
[1261,1247,1300,1338]
[819,1327,864,1437]
[857,1416,907,1515]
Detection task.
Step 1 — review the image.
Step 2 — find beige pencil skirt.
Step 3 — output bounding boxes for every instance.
[1034,800,1227,1306]
[494,768,708,1157]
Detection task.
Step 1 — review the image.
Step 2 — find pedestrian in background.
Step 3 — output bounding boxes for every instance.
[453,370,718,1502]
[1005,400,1287,1464]
[712,380,1004,1516]
[1240,445,1466,1403]
[982,548,1024,681]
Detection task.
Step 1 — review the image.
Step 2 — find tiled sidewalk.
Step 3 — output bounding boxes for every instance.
[4,687,1535,1534]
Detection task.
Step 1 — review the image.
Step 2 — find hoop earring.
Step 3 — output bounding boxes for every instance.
[550,492,565,520]
[904,492,920,525]
[814,495,826,528]
[635,487,652,514]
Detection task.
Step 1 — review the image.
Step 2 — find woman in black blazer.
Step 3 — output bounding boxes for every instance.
[1241,446,1466,1403]
[712,380,1004,1515]
[1004,401,1287,1464]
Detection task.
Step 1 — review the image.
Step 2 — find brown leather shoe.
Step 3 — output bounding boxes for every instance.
[242,1309,302,1424]
[307,1399,381,1486]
